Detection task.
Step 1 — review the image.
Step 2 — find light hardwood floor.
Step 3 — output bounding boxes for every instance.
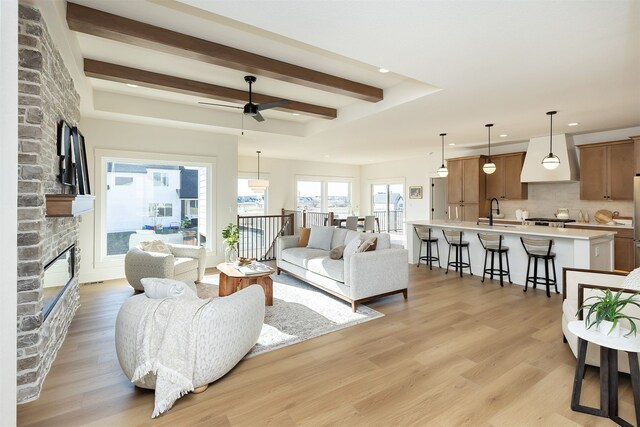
[17,266,635,426]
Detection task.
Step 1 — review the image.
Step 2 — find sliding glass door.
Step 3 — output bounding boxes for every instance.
[371,183,404,233]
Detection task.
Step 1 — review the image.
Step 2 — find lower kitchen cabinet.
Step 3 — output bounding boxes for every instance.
[566,224,634,272]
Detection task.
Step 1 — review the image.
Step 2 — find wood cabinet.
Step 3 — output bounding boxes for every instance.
[485,152,528,200]
[632,135,640,174]
[565,224,634,272]
[447,156,488,220]
[579,140,634,201]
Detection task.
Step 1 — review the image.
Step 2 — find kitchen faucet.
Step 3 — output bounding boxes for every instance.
[489,198,500,226]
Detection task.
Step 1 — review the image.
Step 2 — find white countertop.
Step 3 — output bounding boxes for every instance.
[565,222,633,229]
[407,219,616,240]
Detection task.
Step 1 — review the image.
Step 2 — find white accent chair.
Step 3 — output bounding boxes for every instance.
[562,267,640,373]
[124,243,206,291]
[115,285,265,391]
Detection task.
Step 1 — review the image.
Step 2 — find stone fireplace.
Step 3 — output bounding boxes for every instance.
[16,4,82,402]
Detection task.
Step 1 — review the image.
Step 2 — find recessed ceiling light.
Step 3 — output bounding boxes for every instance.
[292,113,300,116]
[448,143,455,146]
[499,134,508,138]
[378,68,389,73]
[568,122,579,126]
[126,83,139,88]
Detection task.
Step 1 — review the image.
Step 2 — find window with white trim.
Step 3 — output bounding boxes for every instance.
[296,178,352,213]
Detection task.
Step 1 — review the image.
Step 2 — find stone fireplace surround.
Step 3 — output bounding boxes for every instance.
[17,4,82,402]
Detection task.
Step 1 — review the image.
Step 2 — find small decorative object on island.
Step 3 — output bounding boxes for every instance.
[222,223,240,263]
[579,289,640,337]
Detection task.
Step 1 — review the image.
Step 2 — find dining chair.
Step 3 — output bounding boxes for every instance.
[364,215,376,232]
[345,216,359,231]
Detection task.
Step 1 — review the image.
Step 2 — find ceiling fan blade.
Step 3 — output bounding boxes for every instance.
[198,101,242,109]
[253,111,265,122]
[257,99,289,111]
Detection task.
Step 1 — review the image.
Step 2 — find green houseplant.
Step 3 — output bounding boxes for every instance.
[222,223,240,263]
[578,289,640,337]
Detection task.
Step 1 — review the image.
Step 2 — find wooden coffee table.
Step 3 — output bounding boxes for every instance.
[217,262,274,306]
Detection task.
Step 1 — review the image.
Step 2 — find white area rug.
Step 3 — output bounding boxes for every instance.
[198,272,384,357]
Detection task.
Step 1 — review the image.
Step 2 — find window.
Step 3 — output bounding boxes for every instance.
[238,178,267,215]
[153,172,169,187]
[296,179,352,213]
[115,176,133,186]
[103,159,210,257]
[149,203,173,217]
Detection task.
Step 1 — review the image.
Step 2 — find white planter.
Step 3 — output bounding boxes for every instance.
[597,320,621,338]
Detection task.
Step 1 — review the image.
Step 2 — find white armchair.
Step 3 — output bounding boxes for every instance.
[125,243,206,291]
[562,267,639,373]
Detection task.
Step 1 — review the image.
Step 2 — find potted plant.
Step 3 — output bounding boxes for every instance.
[579,289,640,337]
[222,223,240,263]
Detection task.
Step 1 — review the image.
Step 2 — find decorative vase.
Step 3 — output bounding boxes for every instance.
[598,320,621,338]
[224,244,238,264]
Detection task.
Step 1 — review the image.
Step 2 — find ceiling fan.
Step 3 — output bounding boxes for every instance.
[199,75,289,122]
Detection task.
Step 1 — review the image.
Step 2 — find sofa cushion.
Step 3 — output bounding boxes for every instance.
[331,227,349,249]
[343,237,362,258]
[330,245,345,260]
[282,247,330,269]
[174,257,198,275]
[563,298,578,323]
[344,230,360,245]
[140,239,172,254]
[307,257,344,282]
[359,232,391,249]
[307,226,334,251]
[622,267,640,289]
[298,227,311,247]
[356,237,377,253]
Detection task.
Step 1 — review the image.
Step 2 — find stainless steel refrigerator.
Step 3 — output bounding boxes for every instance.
[635,174,640,268]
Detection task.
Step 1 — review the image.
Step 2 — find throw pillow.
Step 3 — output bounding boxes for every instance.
[141,278,197,299]
[298,227,311,247]
[343,238,362,258]
[307,226,334,251]
[356,236,377,253]
[330,245,346,260]
[622,267,640,289]
[140,240,172,254]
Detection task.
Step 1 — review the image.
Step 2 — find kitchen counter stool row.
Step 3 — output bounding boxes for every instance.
[414,225,559,297]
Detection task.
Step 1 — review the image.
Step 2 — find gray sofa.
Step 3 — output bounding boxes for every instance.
[277,227,408,311]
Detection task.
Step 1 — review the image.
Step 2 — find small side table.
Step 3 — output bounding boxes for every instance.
[216,262,274,306]
[568,321,640,427]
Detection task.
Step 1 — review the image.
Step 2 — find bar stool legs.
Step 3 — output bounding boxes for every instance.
[418,239,441,270]
[523,256,558,297]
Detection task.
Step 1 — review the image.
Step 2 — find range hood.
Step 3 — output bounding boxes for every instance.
[520,134,580,183]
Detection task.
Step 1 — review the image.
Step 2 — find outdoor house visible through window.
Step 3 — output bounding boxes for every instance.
[296,179,352,214]
[105,161,207,256]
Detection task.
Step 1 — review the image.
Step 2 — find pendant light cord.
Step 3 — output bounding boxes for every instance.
[485,124,493,161]
[440,133,446,165]
[256,150,261,180]
[547,111,557,155]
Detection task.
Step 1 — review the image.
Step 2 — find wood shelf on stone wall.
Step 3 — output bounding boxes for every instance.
[45,194,94,217]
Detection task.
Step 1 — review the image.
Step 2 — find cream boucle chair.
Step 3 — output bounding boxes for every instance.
[115,285,265,393]
[124,243,206,291]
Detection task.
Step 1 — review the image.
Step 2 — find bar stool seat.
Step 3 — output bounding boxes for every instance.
[443,230,472,277]
[414,225,441,270]
[478,233,512,287]
[520,237,558,298]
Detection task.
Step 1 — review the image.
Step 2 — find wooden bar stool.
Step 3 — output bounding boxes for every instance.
[477,233,511,287]
[414,225,440,270]
[443,229,472,277]
[520,237,558,298]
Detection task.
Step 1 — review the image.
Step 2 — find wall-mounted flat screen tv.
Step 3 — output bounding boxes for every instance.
[72,126,90,195]
[57,121,74,187]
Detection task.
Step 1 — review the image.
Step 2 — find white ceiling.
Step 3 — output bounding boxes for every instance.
[40,0,640,164]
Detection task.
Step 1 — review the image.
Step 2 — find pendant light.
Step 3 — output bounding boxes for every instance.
[248,150,269,194]
[542,111,560,170]
[437,133,448,177]
[482,124,496,174]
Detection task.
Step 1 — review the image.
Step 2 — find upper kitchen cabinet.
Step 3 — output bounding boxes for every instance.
[632,135,640,174]
[485,152,528,200]
[447,155,489,219]
[580,140,635,201]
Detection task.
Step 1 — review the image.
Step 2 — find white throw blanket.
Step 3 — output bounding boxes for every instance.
[141,278,196,299]
[132,295,211,418]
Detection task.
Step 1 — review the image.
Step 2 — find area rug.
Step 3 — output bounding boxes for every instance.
[197,272,384,357]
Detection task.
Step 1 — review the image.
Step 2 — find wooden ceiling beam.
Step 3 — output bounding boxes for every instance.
[67,3,383,103]
[84,59,337,120]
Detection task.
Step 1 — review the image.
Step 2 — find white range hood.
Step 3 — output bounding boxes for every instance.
[520,134,580,183]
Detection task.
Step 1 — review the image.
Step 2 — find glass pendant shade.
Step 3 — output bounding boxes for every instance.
[250,150,269,194]
[437,165,449,177]
[483,162,496,174]
[541,111,560,170]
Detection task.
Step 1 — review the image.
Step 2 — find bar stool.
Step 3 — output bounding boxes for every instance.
[477,233,511,287]
[443,229,472,277]
[520,237,558,298]
[414,225,440,270]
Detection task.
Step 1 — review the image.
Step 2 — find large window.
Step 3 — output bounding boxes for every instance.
[372,183,404,233]
[296,178,352,214]
[237,178,267,215]
[104,160,208,256]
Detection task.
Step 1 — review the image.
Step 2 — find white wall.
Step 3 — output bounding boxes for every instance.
[238,156,361,214]
[79,118,238,283]
[0,0,18,421]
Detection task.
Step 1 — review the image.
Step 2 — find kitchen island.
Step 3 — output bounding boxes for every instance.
[407,220,616,289]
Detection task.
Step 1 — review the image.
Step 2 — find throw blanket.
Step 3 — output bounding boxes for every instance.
[141,277,195,299]
[132,295,211,418]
